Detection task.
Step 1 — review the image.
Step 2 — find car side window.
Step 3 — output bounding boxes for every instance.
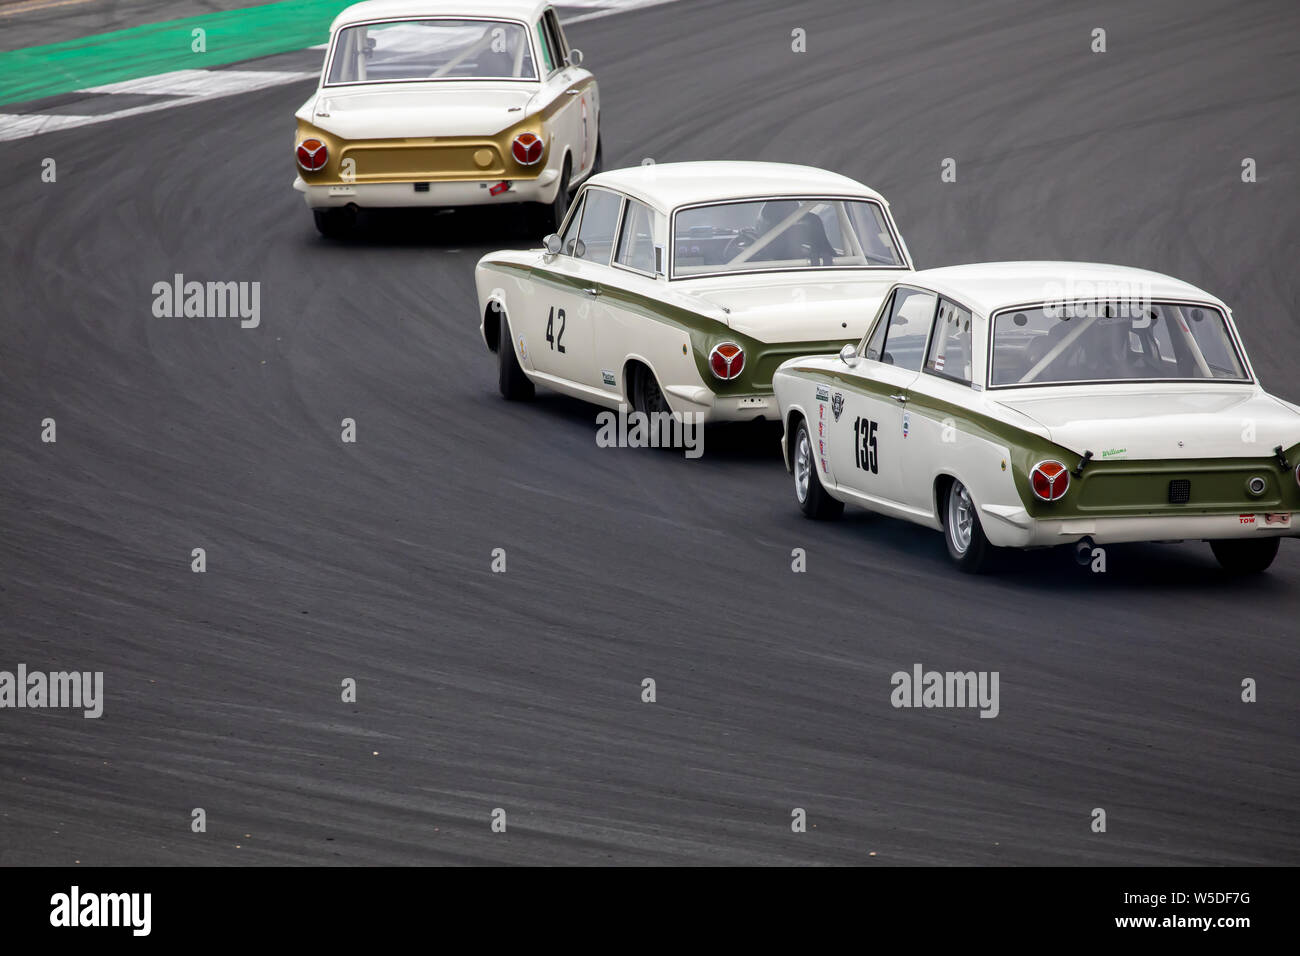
[615,200,657,274]
[878,288,935,372]
[559,192,586,255]
[575,189,622,265]
[861,292,893,360]
[924,297,974,383]
[543,9,568,65]
[536,21,556,73]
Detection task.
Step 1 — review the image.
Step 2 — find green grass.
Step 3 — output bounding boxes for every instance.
[0,0,353,107]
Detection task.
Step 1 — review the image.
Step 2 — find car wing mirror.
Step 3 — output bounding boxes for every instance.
[543,233,562,256]
[839,344,859,367]
[566,48,584,67]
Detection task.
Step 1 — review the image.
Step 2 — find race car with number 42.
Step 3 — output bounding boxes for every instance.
[773,262,1300,573]
[476,161,915,422]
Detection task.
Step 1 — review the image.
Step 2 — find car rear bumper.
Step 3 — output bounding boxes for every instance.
[294,171,559,208]
[663,385,779,424]
[980,505,1298,547]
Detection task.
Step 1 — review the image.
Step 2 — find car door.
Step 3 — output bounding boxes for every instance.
[897,296,979,513]
[531,185,622,386]
[591,197,666,399]
[544,7,597,178]
[830,287,935,508]
[533,9,584,179]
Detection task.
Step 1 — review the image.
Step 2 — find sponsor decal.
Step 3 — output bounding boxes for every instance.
[1000,458,1007,472]
[1101,447,1127,459]
[820,458,829,472]
[934,355,945,371]
[601,370,616,386]
[818,438,826,457]
[517,336,528,363]
[1239,514,1256,525]
[831,392,844,421]
[815,385,830,402]
[818,403,825,420]
[818,420,824,437]
[902,411,910,438]
[489,181,510,196]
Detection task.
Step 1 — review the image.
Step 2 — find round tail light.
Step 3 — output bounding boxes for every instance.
[296,138,328,171]
[511,132,544,166]
[709,343,744,380]
[1030,460,1070,501]
[1294,461,1299,487]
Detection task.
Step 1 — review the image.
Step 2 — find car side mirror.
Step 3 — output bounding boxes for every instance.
[566,48,584,67]
[839,344,859,367]
[543,233,562,256]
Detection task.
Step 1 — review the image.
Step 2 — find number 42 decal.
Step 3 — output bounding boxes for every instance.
[854,417,879,474]
[546,306,566,353]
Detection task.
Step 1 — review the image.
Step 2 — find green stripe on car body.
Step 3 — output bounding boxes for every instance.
[514,261,853,393]
[0,0,351,106]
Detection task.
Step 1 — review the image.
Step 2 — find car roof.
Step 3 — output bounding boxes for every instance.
[902,262,1227,316]
[332,0,550,31]
[584,162,889,213]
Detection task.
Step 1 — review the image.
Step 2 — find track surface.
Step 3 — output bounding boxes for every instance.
[1,0,1298,865]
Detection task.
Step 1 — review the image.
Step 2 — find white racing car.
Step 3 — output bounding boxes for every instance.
[293,0,599,236]
[773,262,1300,573]
[476,161,915,423]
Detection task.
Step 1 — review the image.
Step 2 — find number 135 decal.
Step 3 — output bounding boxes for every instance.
[854,417,879,474]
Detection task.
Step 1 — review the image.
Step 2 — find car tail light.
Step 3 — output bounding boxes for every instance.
[296,138,328,171]
[1295,462,1300,487]
[709,343,744,380]
[511,132,543,166]
[1030,459,1069,501]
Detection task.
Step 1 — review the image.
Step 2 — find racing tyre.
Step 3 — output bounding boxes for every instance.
[532,156,571,236]
[1209,537,1279,574]
[313,207,355,239]
[497,309,534,401]
[943,477,993,572]
[793,418,843,520]
[632,364,674,448]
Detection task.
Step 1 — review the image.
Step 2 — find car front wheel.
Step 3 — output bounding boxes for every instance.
[497,309,534,401]
[944,478,993,572]
[793,419,843,520]
[1209,536,1279,574]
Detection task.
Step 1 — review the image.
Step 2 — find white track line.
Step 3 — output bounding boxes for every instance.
[0,0,680,142]
[0,69,316,143]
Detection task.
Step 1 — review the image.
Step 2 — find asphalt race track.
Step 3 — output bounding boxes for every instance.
[1,0,1297,865]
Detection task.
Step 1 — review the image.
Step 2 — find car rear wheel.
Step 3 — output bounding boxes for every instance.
[531,156,571,236]
[1209,536,1279,574]
[497,309,534,401]
[793,419,843,520]
[313,206,356,239]
[944,478,993,572]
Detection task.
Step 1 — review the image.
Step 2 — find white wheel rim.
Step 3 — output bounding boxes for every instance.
[794,429,812,503]
[948,481,974,554]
